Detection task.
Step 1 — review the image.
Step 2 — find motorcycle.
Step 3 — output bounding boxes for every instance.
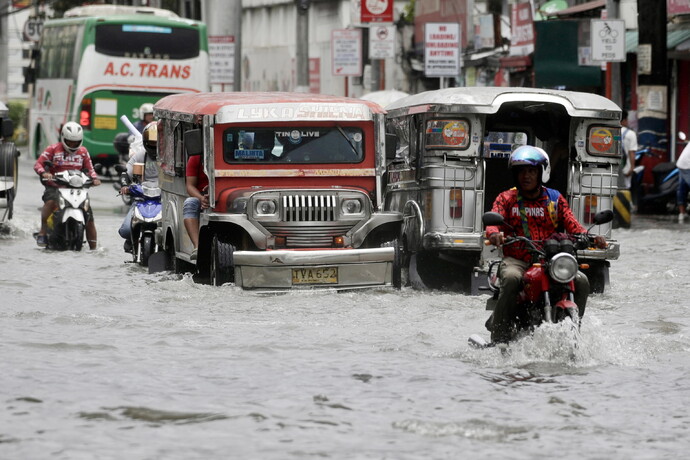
[633,132,689,214]
[112,131,135,205]
[40,165,94,251]
[469,209,614,349]
[115,164,162,267]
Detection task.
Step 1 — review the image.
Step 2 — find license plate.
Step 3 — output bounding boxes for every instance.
[292,267,338,285]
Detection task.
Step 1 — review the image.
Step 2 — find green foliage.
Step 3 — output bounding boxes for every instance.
[7,100,28,145]
[402,0,415,24]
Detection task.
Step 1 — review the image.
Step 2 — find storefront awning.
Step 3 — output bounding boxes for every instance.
[549,0,605,17]
[626,28,690,54]
[500,55,532,70]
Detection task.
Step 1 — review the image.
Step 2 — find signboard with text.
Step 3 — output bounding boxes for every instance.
[424,23,461,77]
[332,29,362,76]
[510,2,535,56]
[209,35,235,86]
[361,0,393,23]
[369,25,396,59]
[591,20,626,62]
[668,0,690,15]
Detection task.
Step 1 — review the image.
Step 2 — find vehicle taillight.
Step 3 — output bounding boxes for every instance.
[584,195,597,224]
[80,98,92,129]
[449,188,462,218]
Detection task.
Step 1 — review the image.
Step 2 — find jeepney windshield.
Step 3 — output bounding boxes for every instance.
[222,127,364,164]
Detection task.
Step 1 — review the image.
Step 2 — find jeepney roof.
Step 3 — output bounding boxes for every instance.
[154,92,385,124]
[386,87,621,120]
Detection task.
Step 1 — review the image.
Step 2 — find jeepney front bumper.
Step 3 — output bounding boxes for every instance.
[577,239,620,261]
[233,247,396,289]
[422,231,484,251]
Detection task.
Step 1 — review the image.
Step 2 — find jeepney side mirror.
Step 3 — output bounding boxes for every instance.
[385,133,398,160]
[183,129,203,156]
[679,131,687,142]
[1,118,14,139]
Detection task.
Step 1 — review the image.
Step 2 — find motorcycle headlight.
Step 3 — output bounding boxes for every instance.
[58,195,66,209]
[255,199,277,216]
[341,198,363,215]
[549,253,578,283]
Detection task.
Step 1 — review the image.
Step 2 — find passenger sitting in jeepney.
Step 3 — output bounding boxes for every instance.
[183,154,209,261]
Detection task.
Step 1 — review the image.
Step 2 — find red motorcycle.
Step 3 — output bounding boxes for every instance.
[469,209,614,349]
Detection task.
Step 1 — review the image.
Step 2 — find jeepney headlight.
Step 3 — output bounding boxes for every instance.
[228,197,248,214]
[549,253,578,283]
[341,198,363,215]
[255,199,277,216]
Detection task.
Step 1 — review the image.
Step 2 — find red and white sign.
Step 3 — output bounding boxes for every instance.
[361,0,393,23]
[424,23,461,78]
[509,2,535,56]
[209,35,235,86]
[332,29,362,77]
[668,0,690,15]
[369,25,396,59]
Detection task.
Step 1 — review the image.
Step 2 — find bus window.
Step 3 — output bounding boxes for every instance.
[95,24,200,59]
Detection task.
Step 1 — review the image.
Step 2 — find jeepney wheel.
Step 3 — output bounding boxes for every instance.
[210,235,235,286]
[164,235,181,274]
[583,260,608,294]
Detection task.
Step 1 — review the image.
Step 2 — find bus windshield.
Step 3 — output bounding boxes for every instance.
[223,127,364,164]
[95,24,200,59]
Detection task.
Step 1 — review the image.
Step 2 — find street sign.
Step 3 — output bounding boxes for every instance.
[332,29,362,76]
[591,19,626,62]
[23,17,43,43]
[424,23,461,78]
[361,0,393,23]
[369,25,395,59]
[209,35,235,86]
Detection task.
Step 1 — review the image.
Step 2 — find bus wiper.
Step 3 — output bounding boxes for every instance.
[336,125,357,154]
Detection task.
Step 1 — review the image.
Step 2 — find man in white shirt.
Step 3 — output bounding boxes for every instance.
[619,110,638,190]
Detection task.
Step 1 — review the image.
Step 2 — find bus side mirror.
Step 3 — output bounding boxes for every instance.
[184,129,203,156]
[385,133,397,160]
[1,119,14,139]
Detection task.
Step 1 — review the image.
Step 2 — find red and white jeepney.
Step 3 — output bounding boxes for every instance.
[154,92,403,289]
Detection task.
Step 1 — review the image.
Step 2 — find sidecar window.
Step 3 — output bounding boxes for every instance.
[425,119,470,150]
[586,125,621,158]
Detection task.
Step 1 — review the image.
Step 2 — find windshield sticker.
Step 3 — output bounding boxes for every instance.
[352,132,363,143]
[442,121,468,146]
[590,128,614,152]
[234,149,265,160]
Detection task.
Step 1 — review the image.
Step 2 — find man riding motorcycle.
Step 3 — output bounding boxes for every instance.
[485,146,607,345]
[33,121,101,249]
[118,121,159,252]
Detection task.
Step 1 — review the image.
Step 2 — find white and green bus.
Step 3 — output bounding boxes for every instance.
[28,5,209,168]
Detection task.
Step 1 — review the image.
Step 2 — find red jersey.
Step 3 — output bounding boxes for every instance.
[34,143,98,183]
[486,186,586,262]
[185,155,209,191]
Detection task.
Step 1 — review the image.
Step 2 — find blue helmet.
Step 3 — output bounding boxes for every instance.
[509,145,551,183]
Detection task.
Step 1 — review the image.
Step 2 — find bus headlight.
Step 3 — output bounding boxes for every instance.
[255,199,277,216]
[549,253,578,283]
[341,198,362,215]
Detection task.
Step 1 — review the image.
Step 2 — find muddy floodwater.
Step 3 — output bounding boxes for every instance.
[2,154,689,459]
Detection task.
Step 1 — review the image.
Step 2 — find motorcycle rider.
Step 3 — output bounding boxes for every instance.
[134,103,154,133]
[33,121,102,249]
[118,121,159,252]
[485,146,607,344]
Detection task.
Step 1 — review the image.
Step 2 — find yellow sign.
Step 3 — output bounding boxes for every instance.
[93,116,117,130]
[292,267,338,284]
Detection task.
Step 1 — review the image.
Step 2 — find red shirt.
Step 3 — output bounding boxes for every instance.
[185,155,209,191]
[486,187,586,262]
[34,143,98,183]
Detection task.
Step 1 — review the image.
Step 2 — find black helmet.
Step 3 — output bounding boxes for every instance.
[142,122,158,159]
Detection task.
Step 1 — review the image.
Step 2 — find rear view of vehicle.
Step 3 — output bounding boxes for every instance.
[154,92,402,289]
[0,102,19,229]
[384,87,621,294]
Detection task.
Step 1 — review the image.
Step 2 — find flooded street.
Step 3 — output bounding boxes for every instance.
[2,152,689,459]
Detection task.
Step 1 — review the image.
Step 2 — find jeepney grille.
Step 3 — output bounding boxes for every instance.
[281,194,337,222]
[262,223,354,248]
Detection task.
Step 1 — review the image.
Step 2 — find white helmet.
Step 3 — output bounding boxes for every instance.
[140,103,154,118]
[61,121,83,153]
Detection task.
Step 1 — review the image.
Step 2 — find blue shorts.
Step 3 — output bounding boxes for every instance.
[183,197,201,219]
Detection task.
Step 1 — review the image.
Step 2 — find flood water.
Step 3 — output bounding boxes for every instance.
[2,153,689,459]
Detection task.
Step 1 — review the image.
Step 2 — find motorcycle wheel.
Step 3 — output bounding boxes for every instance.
[210,235,235,286]
[67,220,84,251]
[140,234,154,267]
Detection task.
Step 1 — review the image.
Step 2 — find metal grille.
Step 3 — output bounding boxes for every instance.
[281,194,337,222]
[262,223,353,247]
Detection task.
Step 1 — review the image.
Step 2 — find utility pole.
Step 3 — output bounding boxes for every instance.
[636,0,668,159]
[606,0,622,108]
[0,0,9,102]
[202,0,242,91]
[295,0,309,92]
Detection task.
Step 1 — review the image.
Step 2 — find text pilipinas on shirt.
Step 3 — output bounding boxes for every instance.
[511,206,545,217]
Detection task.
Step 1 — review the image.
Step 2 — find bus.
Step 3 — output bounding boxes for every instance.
[28,4,209,169]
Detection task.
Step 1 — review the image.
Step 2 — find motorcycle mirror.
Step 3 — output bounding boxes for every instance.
[482,212,505,226]
[592,209,614,226]
[679,132,687,142]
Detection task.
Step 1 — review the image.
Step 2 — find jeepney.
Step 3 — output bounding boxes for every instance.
[154,92,403,289]
[384,87,621,294]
